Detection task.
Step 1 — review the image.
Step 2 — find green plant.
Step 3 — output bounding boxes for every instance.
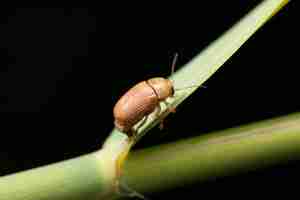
[0,1,291,199]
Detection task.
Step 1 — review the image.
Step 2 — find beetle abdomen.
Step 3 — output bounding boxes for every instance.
[113,81,158,132]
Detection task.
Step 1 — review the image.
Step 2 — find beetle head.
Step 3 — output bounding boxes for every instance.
[147,77,174,100]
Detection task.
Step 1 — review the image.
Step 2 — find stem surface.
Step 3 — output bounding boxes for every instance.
[123,112,300,193]
[0,150,117,200]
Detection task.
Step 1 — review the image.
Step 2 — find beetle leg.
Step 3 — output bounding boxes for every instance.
[152,105,164,129]
[159,120,164,130]
[159,101,177,130]
[163,101,176,113]
[154,104,166,130]
[134,115,148,134]
[154,104,162,118]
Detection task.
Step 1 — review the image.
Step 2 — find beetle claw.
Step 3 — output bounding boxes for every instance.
[159,120,164,130]
[169,106,176,113]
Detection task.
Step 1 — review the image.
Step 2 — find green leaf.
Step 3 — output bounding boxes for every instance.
[105,0,290,147]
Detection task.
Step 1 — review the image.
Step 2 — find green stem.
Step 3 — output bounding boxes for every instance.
[123,112,300,193]
[105,0,290,185]
[106,0,290,149]
[0,150,117,200]
[0,1,289,199]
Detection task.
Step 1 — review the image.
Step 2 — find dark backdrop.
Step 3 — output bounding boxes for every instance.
[0,2,298,199]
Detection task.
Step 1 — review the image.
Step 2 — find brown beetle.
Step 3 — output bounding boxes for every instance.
[113,54,178,135]
[113,77,174,134]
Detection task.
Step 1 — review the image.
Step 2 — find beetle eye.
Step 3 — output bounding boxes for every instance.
[171,87,175,96]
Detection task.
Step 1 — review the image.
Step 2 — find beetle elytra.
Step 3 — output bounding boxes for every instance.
[113,54,178,136]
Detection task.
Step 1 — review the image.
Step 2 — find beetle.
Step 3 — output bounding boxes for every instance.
[113,54,178,136]
[113,77,174,135]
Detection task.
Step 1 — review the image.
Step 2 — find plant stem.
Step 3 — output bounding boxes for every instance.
[106,0,290,149]
[0,1,289,199]
[122,112,300,193]
[0,150,117,200]
[105,0,290,186]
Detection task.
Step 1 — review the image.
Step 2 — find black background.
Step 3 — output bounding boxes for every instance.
[0,2,298,199]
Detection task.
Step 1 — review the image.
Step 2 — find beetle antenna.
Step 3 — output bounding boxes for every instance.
[175,84,207,91]
[171,52,178,76]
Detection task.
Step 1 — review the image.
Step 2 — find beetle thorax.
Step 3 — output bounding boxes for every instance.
[147,77,174,100]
